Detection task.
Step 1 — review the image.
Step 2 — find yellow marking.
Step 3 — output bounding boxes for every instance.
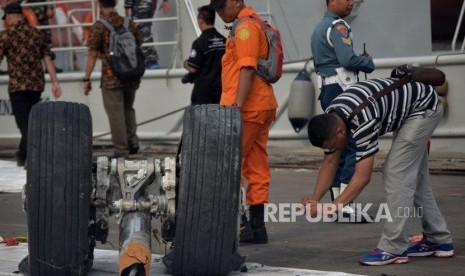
[342,37,352,45]
[238,28,250,41]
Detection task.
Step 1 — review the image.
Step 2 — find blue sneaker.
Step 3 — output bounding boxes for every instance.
[359,248,409,266]
[145,61,160,70]
[405,236,454,257]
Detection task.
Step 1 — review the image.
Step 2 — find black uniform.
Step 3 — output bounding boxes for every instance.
[185,28,226,105]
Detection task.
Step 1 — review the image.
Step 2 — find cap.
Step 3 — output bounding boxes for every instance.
[2,2,22,20]
[209,0,227,10]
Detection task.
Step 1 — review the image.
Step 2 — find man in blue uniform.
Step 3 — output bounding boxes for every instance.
[311,0,374,217]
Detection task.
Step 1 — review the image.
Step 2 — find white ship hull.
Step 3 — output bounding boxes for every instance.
[1,0,464,153]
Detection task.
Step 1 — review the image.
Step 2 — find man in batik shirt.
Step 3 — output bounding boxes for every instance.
[0,2,62,167]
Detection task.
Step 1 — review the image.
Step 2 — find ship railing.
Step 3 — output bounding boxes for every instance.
[10,0,181,71]
[452,0,465,52]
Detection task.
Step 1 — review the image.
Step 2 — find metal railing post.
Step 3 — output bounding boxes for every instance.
[452,0,465,52]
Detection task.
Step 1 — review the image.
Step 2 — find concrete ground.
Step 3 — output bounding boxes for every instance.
[0,139,464,275]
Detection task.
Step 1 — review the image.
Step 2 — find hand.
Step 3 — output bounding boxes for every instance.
[46,7,54,19]
[52,82,62,99]
[361,51,372,60]
[306,201,338,219]
[159,1,170,14]
[83,81,92,96]
[181,73,194,84]
[231,102,242,111]
[300,194,319,206]
[300,195,320,217]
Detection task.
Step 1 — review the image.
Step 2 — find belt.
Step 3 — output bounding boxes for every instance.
[322,75,339,85]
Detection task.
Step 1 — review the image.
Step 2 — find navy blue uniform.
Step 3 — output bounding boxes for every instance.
[311,11,375,192]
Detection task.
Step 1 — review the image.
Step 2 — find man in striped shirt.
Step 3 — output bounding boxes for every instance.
[302,77,454,265]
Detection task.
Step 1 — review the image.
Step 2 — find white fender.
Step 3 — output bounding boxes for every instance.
[288,67,315,133]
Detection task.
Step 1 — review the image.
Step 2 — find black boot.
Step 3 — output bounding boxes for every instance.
[18,255,29,274]
[239,214,254,243]
[249,204,268,244]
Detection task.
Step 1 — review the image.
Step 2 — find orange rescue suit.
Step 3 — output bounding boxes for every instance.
[220,6,278,205]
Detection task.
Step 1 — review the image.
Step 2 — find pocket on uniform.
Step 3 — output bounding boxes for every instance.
[335,67,357,91]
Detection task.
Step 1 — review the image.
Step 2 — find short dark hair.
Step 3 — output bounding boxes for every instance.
[198,5,215,25]
[99,0,116,8]
[307,113,338,148]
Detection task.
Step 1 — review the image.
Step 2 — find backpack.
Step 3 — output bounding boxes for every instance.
[230,15,283,84]
[348,65,445,121]
[390,64,445,86]
[99,18,145,83]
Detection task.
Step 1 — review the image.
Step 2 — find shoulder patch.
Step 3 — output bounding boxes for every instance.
[336,25,349,38]
[189,49,197,58]
[237,27,250,41]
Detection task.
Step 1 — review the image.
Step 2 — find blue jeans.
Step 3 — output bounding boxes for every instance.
[319,83,356,187]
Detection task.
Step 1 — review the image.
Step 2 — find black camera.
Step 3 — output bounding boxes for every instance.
[181,73,195,84]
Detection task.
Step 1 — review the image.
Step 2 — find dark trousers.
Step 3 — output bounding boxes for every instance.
[9,91,42,160]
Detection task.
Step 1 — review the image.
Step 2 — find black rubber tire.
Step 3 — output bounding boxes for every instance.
[173,104,243,276]
[26,101,94,276]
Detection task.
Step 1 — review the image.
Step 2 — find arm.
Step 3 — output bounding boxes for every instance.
[124,0,133,17]
[333,155,374,206]
[46,0,54,19]
[183,60,197,73]
[330,25,375,73]
[302,151,340,203]
[43,55,62,99]
[232,20,261,108]
[129,21,142,46]
[313,151,341,200]
[234,67,255,108]
[184,39,204,74]
[300,151,340,216]
[83,49,98,96]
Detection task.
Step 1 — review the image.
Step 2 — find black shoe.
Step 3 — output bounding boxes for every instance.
[17,255,29,274]
[239,225,268,244]
[15,152,26,167]
[240,205,268,244]
[162,250,174,275]
[17,157,26,167]
[239,215,254,243]
[108,153,127,159]
[129,146,139,155]
[251,226,268,244]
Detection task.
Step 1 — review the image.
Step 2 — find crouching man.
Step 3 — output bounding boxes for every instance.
[301,76,454,265]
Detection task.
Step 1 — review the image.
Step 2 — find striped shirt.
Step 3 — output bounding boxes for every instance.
[326,78,439,161]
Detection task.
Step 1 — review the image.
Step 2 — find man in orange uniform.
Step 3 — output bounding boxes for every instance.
[210,0,278,244]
